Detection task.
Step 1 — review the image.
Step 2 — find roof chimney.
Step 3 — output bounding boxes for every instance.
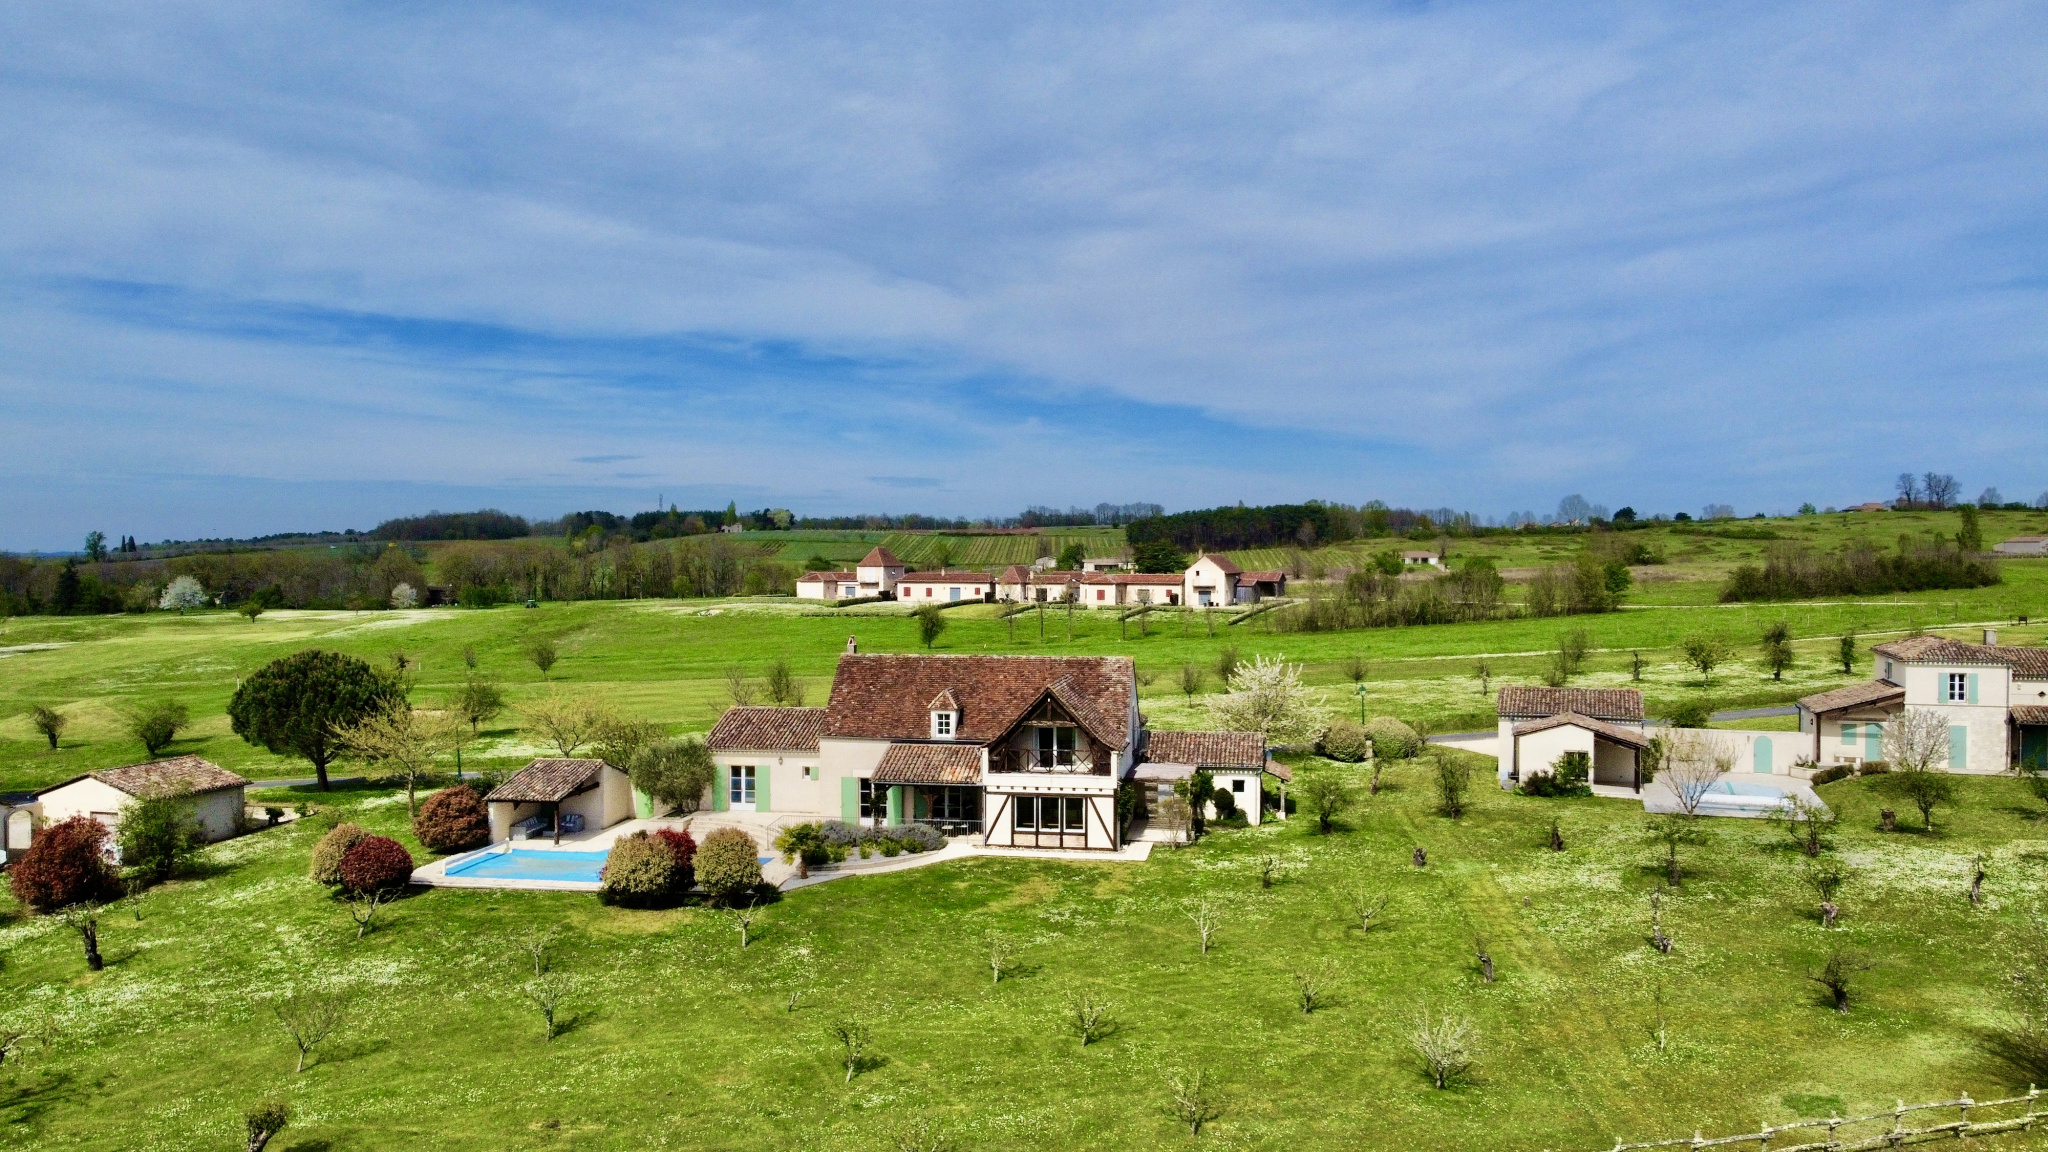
[1984,628,1998,647]
[846,635,859,654]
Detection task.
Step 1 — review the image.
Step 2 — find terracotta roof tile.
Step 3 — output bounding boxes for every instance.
[824,654,1134,746]
[872,743,983,785]
[1871,636,2048,677]
[2012,705,2048,725]
[796,570,855,582]
[1241,570,1286,583]
[485,758,608,803]
[78,756,246,798]
[707,707,828,752]
[1511,712,1652,750]
[1195,553,1242,574]
[899,572,993,582]
[858,547,904,568]
[1144,730,1266,769]
[1797,681,1905,714]
[1495,686,1644,722]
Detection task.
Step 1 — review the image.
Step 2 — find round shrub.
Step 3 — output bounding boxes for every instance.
[894,823,946,852]
[600,833,679,906]
[1320,719,1373,763]
[337,835,415,895]
[652,827,696,878]
[1364,717,1423,760]
[9,815,119,912]
[775,823,829,868]
[695,827,763,905]
[1211,786,1239,818]
[413,786,490,853]
[309,822,371,886]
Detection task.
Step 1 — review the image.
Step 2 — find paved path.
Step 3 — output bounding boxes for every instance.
[1429,705,1799,749]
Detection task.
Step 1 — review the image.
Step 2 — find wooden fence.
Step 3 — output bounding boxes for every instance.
[1604,1088,2044,1151]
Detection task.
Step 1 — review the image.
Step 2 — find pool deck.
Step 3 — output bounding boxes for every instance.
[410,813,1154,893]
[1638,772,1825,818]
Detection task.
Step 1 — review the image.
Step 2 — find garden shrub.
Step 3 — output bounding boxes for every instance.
[1364,717,1422,760]
[337,835,415,895]
[1320,719,1373,763]
[413,786,491,853]
[1810,763,1856,786]
[1211,786,1239,818]
[775,823,830,868]
[1858,760,1891,775]
[9,815,120,911]
[652,827,697,883]
[309,822,371,886]
[600,833,680,906]
[1519,751,1592,798]
[895,823,945,851]
[695,827,763,905]
[117,793,202,884]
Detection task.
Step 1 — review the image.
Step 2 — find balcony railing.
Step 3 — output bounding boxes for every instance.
[994,748,1102,774]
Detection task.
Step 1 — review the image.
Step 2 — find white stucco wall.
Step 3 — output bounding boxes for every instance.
[38,780,244,843]
[1183,558,1234,607]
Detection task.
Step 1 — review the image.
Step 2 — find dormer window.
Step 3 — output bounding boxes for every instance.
[933,710,955,738]
[928,688,961,739]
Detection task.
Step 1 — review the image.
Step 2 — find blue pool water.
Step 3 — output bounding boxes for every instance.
[445,849,610,883]
[1708,779,1787,798]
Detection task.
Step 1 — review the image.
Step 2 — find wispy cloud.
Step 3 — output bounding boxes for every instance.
[1,2,2046,547]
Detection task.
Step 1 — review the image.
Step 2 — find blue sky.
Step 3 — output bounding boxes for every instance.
[3,2,2045,549]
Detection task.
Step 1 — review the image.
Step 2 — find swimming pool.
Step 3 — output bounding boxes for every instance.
[1707,780,1788,798]
[444,848,610,884]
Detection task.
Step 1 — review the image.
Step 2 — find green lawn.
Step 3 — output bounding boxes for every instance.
[4,766,2048,1149]
[2,562,2045,790]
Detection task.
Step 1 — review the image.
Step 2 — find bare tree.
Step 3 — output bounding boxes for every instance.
[60,902,103,972]
[1923,472,1959,509]
[344,888,393,940]
[1165,1067,1223,1137]
[986,931,1014,985]
[1773,795,1839,857]
[1297,772,1355,834]
[1896,472,1920,506]
[335,704,454,816]
[244,1101,290,1152]
[273,990,351,1072]
[1645,815,1704,886]
[517,693,616,758]
[1156,795,1193,848]
[1679,634,1731,688]
[1291,962,1333,1014]
[1807,949,1871,1013]
[1474,936,1495,982]
[1408,1004,1477,1089]
[1258,854,1283,890]
[1881,709,1960,830]
[1805,857,1848,928]
[1186,901,1221,954]
[1474,658,1492,697]
[1343,887,1388,933]
[1648,887,1673,953]
[730,897,758,949]
[1178,664,1203,701]
[517,924,560,977]
[763,659,805,707]
[1970,853,1988,907]
[1660,730,1734,818]
[723,664,758,707]
[28,705,68,750]
[1063,988,1113,1046]
[829,1017,871,1083]
[522,972,574,1042]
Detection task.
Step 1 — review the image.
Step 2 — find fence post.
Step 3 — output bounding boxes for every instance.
[1890,1100,1905,1148]
[2027,1085,2039,1130]
[1692,1130,1705,1151]
[1757,1122,1770,1152]
[1959,1092,1972,1134]
[1827,1115,1842,1150]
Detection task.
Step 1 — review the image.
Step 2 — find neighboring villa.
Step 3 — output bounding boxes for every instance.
[1995,536,2048,556]
[1796,631,2048,772]
[801,547,1285,607]
[1400,550,1446,570]
[699,647,1283,850]
[1493,687,1649,791]
[11,756,251,858]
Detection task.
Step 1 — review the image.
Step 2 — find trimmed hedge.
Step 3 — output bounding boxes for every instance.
[413,786,490,853]
[1364,717,1422,759]
[1320,719,1373,763]
[695,827,763,905]
[601,833,680,906]
[9,815,120,912]
[309,822,372,886]
[338,835,415,895]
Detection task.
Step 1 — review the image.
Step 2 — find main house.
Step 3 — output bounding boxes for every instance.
[799,547,1286,607]
[1796,631,2048,772]
[704,648,1279,850]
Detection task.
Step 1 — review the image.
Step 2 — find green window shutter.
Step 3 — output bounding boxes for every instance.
[841,776,860,821]
[1840,723,1855,746]
[633,786,654,820]
[1968,673,1980,704]
[1865,724,1882,761]
[887,785,904,826]
[756,765,771,813]
[713,765,729,812]
[1949,725,1968,770]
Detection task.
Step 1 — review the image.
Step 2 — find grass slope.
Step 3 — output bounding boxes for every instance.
[4,768,2047,1149]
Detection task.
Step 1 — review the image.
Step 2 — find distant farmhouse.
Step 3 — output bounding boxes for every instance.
[797,547,1285,607]
[1994,535,2047,556]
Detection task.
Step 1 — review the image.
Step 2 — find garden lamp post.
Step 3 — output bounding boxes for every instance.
[1356,682,1366,724]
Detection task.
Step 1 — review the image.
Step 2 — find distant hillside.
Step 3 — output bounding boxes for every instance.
[371,509,531,541]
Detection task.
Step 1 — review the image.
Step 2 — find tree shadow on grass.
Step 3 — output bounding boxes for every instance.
[0,1072,80,1127]
[280,1141,334,1151]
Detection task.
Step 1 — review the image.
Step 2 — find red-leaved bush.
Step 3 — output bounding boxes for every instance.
[338,835,416,895]
[652,827,696,875]
[8,815,120,912]
[413,786,491,853]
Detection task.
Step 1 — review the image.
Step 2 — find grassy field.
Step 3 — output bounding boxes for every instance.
[2,559,2045,792]
[4,764,2048,1150]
